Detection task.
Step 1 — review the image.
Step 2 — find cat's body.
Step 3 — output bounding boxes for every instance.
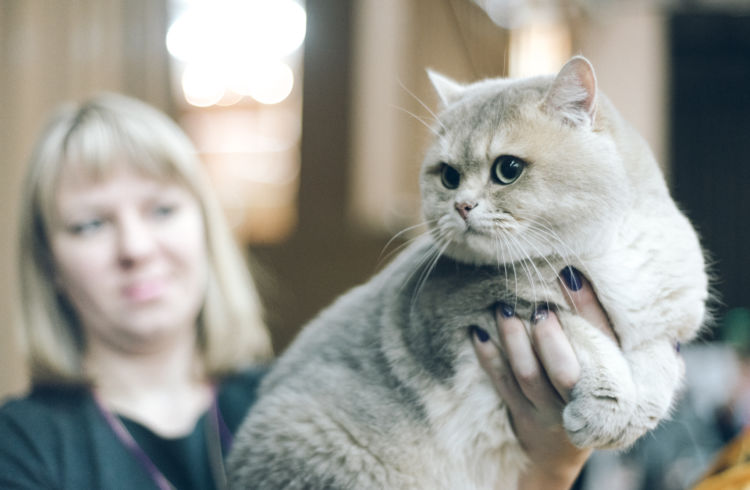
[227,57,709,489]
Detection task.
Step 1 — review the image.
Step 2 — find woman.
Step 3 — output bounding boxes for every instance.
[0,93,607,489]
[0,93,272,489]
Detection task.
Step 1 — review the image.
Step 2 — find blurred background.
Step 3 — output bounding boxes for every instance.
[0,0,749,487]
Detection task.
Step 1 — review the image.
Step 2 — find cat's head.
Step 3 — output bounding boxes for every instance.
[420,56,632,265]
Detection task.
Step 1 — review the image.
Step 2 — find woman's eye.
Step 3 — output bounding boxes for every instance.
[69,219,104,236]
[152,204,177,218]
[440,163,461,189]
[491,155,526,185]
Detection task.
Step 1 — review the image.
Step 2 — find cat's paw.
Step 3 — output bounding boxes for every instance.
[562,386,644,449]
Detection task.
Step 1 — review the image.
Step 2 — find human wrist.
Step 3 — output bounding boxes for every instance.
[517,455,588,490]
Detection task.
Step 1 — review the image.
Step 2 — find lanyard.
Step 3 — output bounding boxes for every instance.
[93,388,233,490]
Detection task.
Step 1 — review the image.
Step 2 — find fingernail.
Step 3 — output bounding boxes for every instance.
[470,325,490,343]
[560,266,583,292]
[498,302,515,318]
[531,305,549,324]
[675,342,681,353]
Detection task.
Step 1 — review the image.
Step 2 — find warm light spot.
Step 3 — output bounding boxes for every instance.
[216,90,244,107]
[509,21,571,78]
[181,63,225,107]
[240,61,295,105]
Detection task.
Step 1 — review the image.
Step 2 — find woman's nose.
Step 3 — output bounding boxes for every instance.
[116,211,156,266]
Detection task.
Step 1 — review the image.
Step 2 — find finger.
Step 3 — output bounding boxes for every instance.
[559,266,619,345]
[530,308,580,403]
[470,326,528,415]
[496,305,561,409]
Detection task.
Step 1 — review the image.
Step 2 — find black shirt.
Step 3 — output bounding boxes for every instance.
[0,367,267,489]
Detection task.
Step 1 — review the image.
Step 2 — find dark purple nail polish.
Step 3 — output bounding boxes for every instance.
[675,342,681,353]
[471,325,490,343]
[531,305,549,324]
[561,266,583,292]
[498,302,515,318]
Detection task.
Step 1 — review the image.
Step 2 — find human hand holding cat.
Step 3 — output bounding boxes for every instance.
[472,267,616,490]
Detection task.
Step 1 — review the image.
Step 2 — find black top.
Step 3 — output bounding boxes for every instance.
[0,367,267,489]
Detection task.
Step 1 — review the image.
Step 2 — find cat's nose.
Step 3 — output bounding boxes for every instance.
[455,201,477,220]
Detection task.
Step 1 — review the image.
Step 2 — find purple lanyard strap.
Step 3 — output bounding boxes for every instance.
[93,387,231,490]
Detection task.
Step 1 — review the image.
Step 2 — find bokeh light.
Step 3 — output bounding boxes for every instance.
[167,0,306,107]
[181,62,225,107]
[235,61,295,105]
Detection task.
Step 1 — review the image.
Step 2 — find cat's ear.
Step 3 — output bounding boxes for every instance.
[427,69,465,106]
[542,56,597,127]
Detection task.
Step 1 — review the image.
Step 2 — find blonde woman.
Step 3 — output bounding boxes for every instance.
[0,93,272,489]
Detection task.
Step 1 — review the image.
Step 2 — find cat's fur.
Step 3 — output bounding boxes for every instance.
[227,57,709,489]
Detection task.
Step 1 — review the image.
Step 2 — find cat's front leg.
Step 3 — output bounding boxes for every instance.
[559,311,642,449]
[620,338,685,438]
[560,312,683,449]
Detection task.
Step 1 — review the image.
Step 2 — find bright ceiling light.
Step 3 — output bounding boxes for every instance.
[167,0,306,64]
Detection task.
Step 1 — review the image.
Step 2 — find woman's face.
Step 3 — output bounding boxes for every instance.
[50,165,209,355]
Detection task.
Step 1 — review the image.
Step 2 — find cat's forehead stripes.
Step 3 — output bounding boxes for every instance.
[438,92,523,169]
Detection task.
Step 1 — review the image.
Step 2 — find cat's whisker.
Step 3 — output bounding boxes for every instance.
[527,219,595,282]
[499,234,521,312]
[513,230,563,281]
[400,228,450,300]
[377,232,432,274]
[513,231,576,317]
[378,220,437,268]
[493,234,513,309]
[400,242,441,298]
[391,105,440,136]
[409,237,451,309]
[531,218,591,274]
[505,234,539,314]
[520,225,585,314]
[396,77,447,133]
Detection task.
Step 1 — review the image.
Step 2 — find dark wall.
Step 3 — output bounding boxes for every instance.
[250,0,395,353]
[670,12,750,327]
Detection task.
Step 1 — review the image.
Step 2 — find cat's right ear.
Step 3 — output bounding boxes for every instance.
[542,56,597,127]
[427,69,465,106]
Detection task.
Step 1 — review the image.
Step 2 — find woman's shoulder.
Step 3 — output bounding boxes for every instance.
[0,386,107,488]
[1,385,91,422]
[0,385,99,455]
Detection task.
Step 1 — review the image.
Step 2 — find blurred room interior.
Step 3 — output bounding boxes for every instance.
[1,1,748,452]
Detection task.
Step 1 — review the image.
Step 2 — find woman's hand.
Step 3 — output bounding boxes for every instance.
[471,267,616,490]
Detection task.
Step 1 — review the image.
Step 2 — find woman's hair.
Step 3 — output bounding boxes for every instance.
[18,93,272,386]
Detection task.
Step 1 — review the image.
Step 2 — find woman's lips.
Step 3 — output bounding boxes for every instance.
[123,279,167,302]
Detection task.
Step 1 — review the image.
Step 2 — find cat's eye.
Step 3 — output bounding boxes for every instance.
[491,155,526,185]
[440,163,461,189]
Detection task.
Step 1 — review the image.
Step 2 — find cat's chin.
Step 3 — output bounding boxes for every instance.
[442,233,558,267]
[443,239,506,266]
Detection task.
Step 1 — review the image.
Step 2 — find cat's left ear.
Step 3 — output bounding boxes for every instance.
[427,69,465,106]
[542,56,597,127]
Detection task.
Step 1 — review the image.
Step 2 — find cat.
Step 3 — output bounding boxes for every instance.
[227,56,709,489]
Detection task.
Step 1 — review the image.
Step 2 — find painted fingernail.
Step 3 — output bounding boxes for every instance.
[560,266,583,292]
[470,325,490,343]
[498,302,515,318]
[531,305,549,324]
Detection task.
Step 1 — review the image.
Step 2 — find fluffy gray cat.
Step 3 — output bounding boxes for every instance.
[227,57,709,489]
